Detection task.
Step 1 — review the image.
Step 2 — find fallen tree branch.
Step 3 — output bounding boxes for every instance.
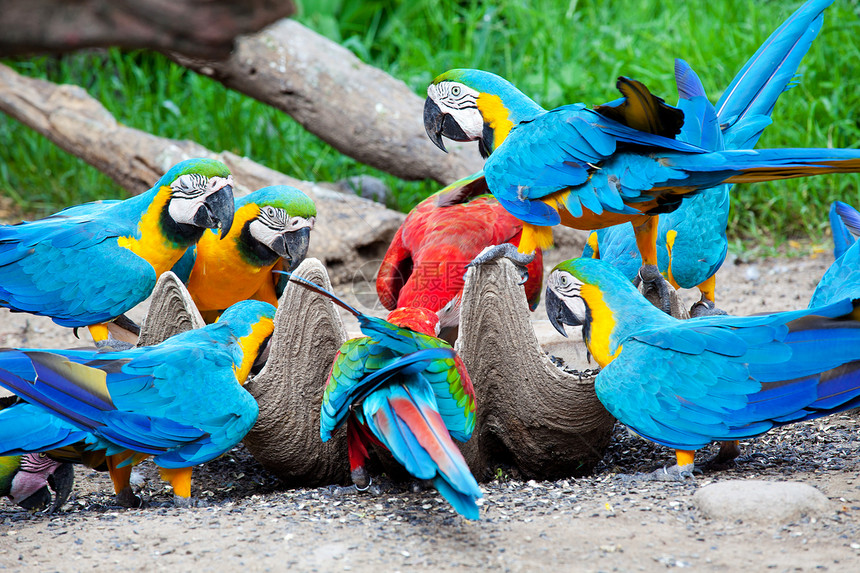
[171,19,483,185]
[0,0,295,59]
[0,63,403,283]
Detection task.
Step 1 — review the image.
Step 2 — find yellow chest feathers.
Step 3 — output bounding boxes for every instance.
[187,205,275,312]
[116,186,188,276]
[580,284,622,368]
[476,93,514,148]
[232,316,274,384]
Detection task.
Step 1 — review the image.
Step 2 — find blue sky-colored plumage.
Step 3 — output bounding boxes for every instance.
[555,257,860,452]
[0,158,230,327]
[0,300,274,468]
[586,0,832,289]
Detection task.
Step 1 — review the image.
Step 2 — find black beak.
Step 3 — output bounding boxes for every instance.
[546,288,581,337]
[194,184,235,239]
[271,227,312,272]
[424,98,474,153]
[47,462,75,513]
[16,486,52,511]
[424,97,448,152]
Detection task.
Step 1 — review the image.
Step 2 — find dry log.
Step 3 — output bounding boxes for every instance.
[0,63,404,283]
[171,19,483,185]
[0,0,294,59]
[456,259,616,480]
[242,258,350,486]
[136,271,205,347]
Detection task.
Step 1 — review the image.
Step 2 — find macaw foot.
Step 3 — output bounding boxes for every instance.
[95,337,135,351]
[352,466,370,490]
[468,243,535,285]
[115,486,142,508]
[689,298,728,318]
[634,264,674,315]
[621,463,698,483]
[47,462,75,513]
[410,479,434,493]
[172,494,208,507]
[699,441,741,471]
[112,314,141,336]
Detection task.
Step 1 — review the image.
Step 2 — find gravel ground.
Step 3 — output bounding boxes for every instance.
[2,248,860,572]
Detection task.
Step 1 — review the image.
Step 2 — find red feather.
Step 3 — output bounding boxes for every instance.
[377,192,544,313]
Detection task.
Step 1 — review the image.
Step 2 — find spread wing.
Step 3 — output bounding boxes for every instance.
[596,300,860,450]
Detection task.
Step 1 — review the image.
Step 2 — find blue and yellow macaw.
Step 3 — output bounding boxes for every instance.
[172,185,316,322]
[423,14,860,309]
[0,299,274,506]
[809,201,860,308]
[545,257,860,478]
[0,453,74,512]
[582,0,833,315]
[0,158,235,345]
[286,274,481,519]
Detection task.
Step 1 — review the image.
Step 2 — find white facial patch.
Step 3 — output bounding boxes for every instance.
[549,271,587,322]
[249,218,284,249]
[167,173,234,224]
[428,82,485,140]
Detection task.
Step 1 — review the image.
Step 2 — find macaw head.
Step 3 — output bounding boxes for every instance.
[158,158,235,240]
[387,307,441,337]
[235,186,317,272]
[217,300,277,382]
[2,453,75,512]
[424,69,544,158]
[545,257,649,337]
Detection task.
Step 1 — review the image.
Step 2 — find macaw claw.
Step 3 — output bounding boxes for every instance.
[468,243,535,285]
[690,298,729,318]
[620,463,700,483]
[115,486,142,508]
[634,264,674,315]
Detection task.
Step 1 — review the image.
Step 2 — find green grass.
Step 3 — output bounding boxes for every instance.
[2,0,860,243]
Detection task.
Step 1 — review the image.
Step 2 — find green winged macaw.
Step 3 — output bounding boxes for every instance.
[423,31,860,309]
[0,299,274,507]
[545,257,860,478]
[377,170,543,341]
[286,274,481,520]
[809,201,860,308]
[172,185,316,322]
[0,453,74,512]
[0,158,235,346]
[582,0,834,316]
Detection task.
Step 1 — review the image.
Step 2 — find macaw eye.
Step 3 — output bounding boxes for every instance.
[264,206,276,217]
[558,274,571,288]
[451,85,461,96]
[38,453,47,458]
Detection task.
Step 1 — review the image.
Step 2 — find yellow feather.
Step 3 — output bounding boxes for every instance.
[579,284,622,368]
[117,186,188,275]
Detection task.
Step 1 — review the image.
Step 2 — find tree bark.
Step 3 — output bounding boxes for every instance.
[455,259,616,480]
[136,271,205,347]
[0,63,404,284]
[170,19,483,185]
[242,258,350,486]
[0,0,295,59]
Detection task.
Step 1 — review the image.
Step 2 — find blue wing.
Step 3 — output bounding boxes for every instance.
[596,298,860,450]
[717,0,832,149]
[829,201,860,259]
[0,331,258,467]
[0,206,156,327]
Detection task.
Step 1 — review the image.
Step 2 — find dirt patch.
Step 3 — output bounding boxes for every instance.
[2,249,859,572]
